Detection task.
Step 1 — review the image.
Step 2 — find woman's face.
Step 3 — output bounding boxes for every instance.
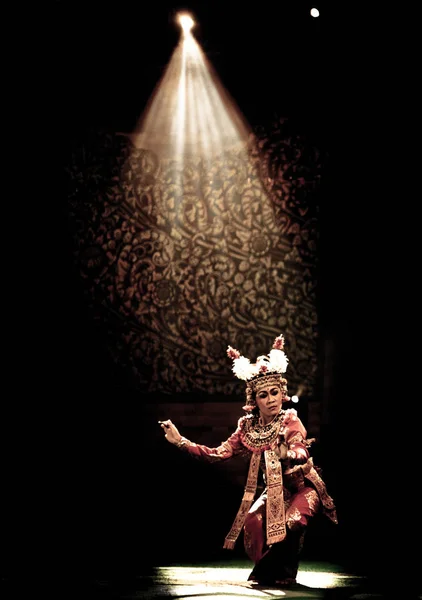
[255,385,283,424]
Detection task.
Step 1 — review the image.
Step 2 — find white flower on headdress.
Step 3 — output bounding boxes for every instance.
[255,355,270,374]
[268,349,288,373]
[232,356,256,380]
[228,334,289,382]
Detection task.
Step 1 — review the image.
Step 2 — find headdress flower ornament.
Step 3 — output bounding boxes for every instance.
[227,334,290,411]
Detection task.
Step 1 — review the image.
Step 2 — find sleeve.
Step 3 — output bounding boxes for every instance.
[177,419,245,463]
[283,410,310,464]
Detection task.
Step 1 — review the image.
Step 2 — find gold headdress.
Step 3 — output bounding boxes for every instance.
[227,334,290,411]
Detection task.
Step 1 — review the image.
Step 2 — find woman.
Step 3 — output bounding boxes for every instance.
[159,334,337,587]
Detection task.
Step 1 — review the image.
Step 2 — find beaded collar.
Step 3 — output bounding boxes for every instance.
[240,410,285,453]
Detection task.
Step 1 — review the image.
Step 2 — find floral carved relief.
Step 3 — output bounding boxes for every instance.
[65,119,323,397]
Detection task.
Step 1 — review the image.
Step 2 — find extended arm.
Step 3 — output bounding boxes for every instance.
[159,419,245,462]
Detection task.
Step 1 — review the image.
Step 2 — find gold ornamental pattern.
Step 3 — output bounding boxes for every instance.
[65,118,323,397]
[240,412,285,452]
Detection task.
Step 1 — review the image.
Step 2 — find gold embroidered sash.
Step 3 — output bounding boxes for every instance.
[223,449,286,549]
[223,451,261,549]
[265,448,286,544]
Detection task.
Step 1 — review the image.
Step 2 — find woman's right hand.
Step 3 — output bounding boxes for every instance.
[275,441,288,460]
[158,419,183,445]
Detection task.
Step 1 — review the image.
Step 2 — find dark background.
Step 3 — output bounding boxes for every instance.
[57,1,345,132]
[4,1,418,597]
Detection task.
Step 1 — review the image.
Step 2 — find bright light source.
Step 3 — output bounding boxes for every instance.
[133,21,250,160]
[291,395,299,403]
[310,8,320,18]
[177,12,194,34]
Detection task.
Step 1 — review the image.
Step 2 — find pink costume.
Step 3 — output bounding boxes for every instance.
[178,407,337,585]
[173,334,337,586]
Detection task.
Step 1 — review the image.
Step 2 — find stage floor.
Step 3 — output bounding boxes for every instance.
[79,559,421,600]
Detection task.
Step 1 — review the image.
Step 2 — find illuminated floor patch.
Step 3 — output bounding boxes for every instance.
[146,563,364,599]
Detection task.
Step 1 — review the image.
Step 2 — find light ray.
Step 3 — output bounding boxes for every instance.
[132,26,250,160]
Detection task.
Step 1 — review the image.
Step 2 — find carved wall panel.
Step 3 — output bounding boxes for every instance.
[65,118,323,399]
